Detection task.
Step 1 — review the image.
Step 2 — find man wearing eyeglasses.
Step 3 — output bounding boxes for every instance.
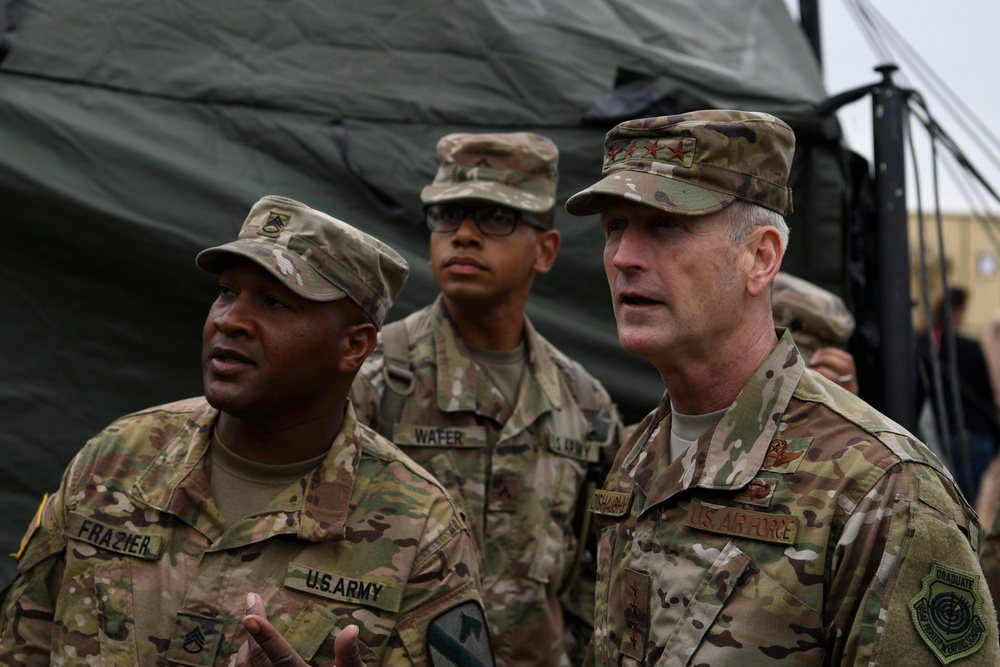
[351,132,624,667]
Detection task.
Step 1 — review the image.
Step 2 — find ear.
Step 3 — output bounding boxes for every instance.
[745,226,783,298]
[532,229,561,274]
[338,322,378,374]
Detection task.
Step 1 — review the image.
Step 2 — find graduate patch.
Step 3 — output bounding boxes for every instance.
[685,499,798,545]
[65,512,161,560]
[909,561,988,664]
[427,600,495,667]
[285,563,403,612]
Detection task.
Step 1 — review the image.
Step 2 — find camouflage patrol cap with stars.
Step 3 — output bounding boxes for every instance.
[196,195,409,329]
[420,132,559,219]
[566,109,795,217]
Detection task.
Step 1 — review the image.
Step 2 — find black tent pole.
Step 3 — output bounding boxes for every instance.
[798,0,822,70]
[871,64,918,431]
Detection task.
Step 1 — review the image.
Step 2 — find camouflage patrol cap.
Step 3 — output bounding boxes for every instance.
[196,195,409,329]
[565,109,794,217]
[420,132,559,218]
[772,272,855,359]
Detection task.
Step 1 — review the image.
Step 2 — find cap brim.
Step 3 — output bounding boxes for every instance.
[565,170,734,217]
[196,240,348,302]
[420,182,553,214]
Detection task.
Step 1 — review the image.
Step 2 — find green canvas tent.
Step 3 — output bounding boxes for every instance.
[0,0,859,584]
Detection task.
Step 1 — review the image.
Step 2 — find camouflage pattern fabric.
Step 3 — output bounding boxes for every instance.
[565,109,794,217]
[589,329,999,666]
[420,133,559,216]
[772,271,855,360]
[978,459,1000,620]
[0,397,484,667]
[197,195,410,329]
[351,298,625,667]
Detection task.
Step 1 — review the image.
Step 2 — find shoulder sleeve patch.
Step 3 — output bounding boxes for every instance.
[909,561,990,664]
[11,494,48,559]
[427,600,495,667]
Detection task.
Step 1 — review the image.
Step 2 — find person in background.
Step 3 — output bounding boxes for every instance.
[917,285,1000,503]
[771,270,859,394]
[0,196,491,667]
[351,132,624,667]
[566,109,998,665]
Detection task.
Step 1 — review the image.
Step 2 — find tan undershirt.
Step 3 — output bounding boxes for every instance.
[669,404,728,462]
[467,342,527,409]
[209,429,327,526]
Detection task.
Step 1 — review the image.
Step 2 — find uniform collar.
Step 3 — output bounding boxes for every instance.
[428,297,563,426]
[623,328,804,511]
[132,398,362,545]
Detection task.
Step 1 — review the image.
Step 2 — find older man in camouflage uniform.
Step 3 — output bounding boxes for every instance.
[0,196,491,667]
[351,133,624,667]
[566,110,999,665]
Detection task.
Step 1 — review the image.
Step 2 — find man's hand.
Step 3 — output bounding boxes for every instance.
[232,592,364,667]
[809,347,860,395]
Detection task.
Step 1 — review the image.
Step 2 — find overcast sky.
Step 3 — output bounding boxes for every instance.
[785,0,1000,215]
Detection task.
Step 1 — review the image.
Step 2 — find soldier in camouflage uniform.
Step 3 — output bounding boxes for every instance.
[0,195,492,667]
[351,133,624,667]
[772,271,859,395]
[566,110,999,665]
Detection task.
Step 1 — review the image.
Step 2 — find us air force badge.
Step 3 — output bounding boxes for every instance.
[428,600,495,667]
[909,561,988,664]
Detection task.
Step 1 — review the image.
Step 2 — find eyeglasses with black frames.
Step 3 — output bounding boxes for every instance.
[424,204,548,237]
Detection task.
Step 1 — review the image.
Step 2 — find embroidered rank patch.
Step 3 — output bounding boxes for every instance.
[908,561,989,664]
[285,563,403,612]
[735,475,778,508]
[544,432,602,462]
[621,568,649,660]
[590,490,631,517]
[165,612,223,667]
[11,494,48,559]
[258,211,289,237]
[489,472,520,511]
[393,425,486,448]
[427,600,495,667]
[762,436,811,472]
[65,512,161,560]
[685,499,798,545]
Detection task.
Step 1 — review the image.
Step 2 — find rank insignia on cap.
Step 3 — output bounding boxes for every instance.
[427,600,495,667]
[258,211,289,237]
[909,561,989,664]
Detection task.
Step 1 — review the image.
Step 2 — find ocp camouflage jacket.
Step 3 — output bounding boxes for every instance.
[351,298,624,667]
[590,329,999,666]
[0,397,485,667]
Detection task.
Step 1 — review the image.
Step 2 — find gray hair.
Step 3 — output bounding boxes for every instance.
[723,200,789,251]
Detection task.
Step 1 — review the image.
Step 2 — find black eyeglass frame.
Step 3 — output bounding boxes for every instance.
[424,204,550,237]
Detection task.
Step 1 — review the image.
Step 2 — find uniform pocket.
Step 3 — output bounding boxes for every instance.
[667,542,823,667]
[94,560,140,664]
[528,453,586,585]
